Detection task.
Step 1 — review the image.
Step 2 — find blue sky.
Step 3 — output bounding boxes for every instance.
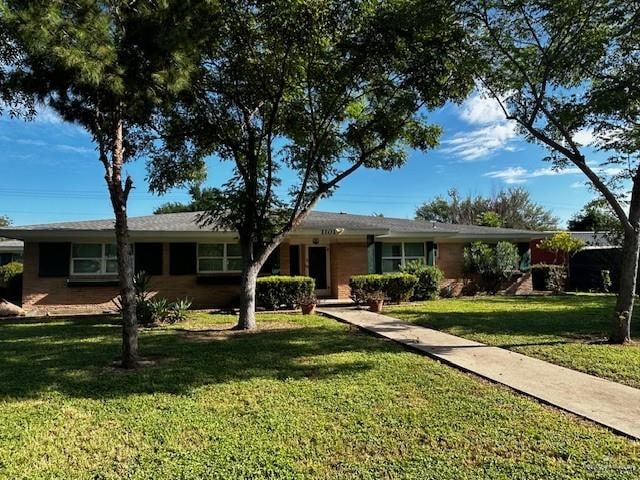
[0,94,604,227]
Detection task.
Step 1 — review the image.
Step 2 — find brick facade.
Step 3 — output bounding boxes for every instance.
[330,242,368,299]
[21,239,532,314]
[436,243,465,280]
[23,242,244,315]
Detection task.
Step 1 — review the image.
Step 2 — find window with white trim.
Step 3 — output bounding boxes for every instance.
[71,243,118,275]
[198,243,242,273]
[381,242,426,273]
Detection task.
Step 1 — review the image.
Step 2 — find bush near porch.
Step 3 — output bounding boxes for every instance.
[256,275,315,310]
[349,273,418,304]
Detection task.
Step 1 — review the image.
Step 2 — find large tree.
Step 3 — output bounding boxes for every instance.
[568,198,623,244]
[149,0,474,330]
[0,215,9,227]
[467,0,640,343]
[416,187,558,230]
[153,184,217,215]
[2,1,208,366]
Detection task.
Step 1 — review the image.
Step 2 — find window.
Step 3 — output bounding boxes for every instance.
[381,242,426,273]
[71,243,119,275]
[198,243,242,273]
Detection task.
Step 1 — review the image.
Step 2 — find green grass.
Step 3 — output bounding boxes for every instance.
[386,295,640,389]
[0,311,639,479]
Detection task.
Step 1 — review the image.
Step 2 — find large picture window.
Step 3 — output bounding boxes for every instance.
[71,243,118,275]
[381,242,426,273]
[198,243,242,273]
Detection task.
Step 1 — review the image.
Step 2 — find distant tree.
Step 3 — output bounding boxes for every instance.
[466,0,640,343]
[2,1,208,367]
[148,0,475,330]
[0,215,10,227]
[153,185,217,215]
[477,211,503,228]
[568,199,623,245]
[416,187,557,230]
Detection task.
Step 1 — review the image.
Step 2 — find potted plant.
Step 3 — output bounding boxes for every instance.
[365,291,385,313]
[297,293,317,315]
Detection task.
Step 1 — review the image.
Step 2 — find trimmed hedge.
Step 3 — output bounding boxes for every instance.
[531,264,567,293]
[399,261,444,300]
[349,273,418,304]
[256,276,315,310]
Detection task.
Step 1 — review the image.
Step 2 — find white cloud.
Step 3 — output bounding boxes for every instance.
[459,94,507,125]
[572,128,596,146]
[483,166,528,184]
[442,122,518,161]
[485,163,624,185]
[443,91,520,161]
[33,104,63,124]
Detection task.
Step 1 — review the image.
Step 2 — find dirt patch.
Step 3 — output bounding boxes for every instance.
[179,322,302,343]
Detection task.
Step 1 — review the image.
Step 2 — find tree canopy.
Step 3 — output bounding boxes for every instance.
[148,0,476,329]
[465,0,640,343]
[153,184,218,215]
[415,187,558,230]
[1,0,211,366]
[0,215,10,227]
[568,198,623,244]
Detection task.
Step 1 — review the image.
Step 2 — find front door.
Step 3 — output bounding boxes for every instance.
[307,245,330,296]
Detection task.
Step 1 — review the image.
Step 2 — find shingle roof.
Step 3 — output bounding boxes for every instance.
[0,211,543,238]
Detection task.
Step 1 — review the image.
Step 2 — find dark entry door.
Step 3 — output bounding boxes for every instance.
[308,246,328,291]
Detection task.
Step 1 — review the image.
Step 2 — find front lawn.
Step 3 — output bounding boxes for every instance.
[387,295,640,388]
[0,311,638,479]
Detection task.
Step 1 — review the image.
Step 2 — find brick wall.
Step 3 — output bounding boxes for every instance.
[330,242,368,299]
[436,243,465,280]
[23,241,245,315]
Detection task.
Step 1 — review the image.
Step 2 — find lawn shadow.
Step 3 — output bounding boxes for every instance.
[0,315,394,401]
[388,296,634,343]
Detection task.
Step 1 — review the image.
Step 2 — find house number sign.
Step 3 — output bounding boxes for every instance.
[321,228,345,236]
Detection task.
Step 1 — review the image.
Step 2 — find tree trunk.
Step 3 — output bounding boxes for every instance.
[104,117,138,367]
[611,227,640,344]
[235,239,279,330]
[237,259,261,330]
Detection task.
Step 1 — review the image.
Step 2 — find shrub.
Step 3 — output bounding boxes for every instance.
[439,284,455,298]
[0,261,23,304]
[349,274,387,304]
[349,273,417,304]
[384,273,418,303]
[113,271,155,325]
[464,241,519,294]
[148,297,170,323]
[531,264,567,293]
[400,261,443,300]
[168,298,192,323]
[461,281,480,296]
[0,261,23,284]
[256,276,315,310]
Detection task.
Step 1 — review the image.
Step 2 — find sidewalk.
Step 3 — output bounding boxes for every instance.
[317,307,640,440]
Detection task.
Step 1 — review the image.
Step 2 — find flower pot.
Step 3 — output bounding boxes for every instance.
[367,299,384,313]
[300,303,316,315]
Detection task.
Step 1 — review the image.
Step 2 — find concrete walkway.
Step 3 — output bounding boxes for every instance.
[317,307,640,440]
